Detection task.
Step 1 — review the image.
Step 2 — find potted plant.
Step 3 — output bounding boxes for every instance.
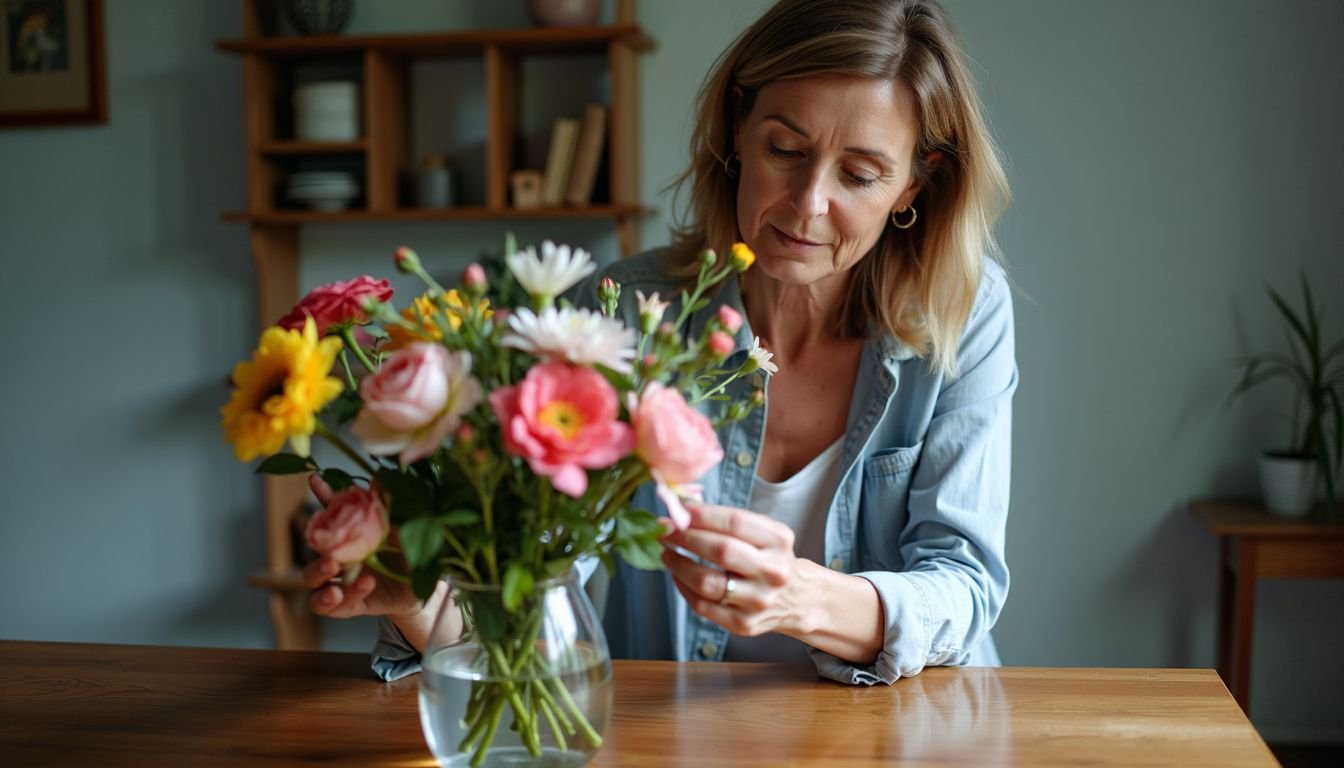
[1230,274,1344,516]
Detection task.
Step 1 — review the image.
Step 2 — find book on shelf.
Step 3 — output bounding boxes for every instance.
[564,103,608,207]
[540,117,581,207]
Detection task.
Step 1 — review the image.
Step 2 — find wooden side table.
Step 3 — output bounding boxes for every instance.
[1191,499,1344,714]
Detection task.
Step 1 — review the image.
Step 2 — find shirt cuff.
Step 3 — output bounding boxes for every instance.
[371,616,422,682]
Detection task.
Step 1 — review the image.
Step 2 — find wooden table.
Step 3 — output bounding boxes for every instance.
[0,641,1276,767]
[1191,499,1344,714]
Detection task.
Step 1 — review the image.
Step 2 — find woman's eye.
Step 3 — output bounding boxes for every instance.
[845,171,878,187]
[767,144,801,159]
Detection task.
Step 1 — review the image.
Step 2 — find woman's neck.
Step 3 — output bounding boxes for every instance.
[741,270,852,360]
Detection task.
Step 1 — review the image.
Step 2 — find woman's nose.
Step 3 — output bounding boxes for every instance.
[790,168,829,219]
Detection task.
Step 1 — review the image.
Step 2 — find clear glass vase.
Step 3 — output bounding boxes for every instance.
[418,570,612,768]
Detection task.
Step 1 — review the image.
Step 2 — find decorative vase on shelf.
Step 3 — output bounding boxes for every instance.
[526,0,602,28]
[288,0,352,35]
[419,570,613,768]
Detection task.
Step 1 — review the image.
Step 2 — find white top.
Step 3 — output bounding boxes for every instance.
[723,437,845,664]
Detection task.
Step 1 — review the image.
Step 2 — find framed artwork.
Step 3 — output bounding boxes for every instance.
[0,0,105,128]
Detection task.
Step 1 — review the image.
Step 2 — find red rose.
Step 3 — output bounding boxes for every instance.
[277,276,394,335]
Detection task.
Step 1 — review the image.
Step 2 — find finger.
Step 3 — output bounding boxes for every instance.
[309,473,335,505]
[662,549,741,606]
[669,571,746,632]
[683,503,793,550]
[331,572,378,618]
[309,583,344,616]
[662,526,778,582]
[302,557,341,589]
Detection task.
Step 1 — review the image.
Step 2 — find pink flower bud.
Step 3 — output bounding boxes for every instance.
[393,246,420,272]
[455,424,476,444]
[643,354,658,368]
[717,305,743,334]
[463,263,487,288]
[708,330,734,358]
[472,448,489,465]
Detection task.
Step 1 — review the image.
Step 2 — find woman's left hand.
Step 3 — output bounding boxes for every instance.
[659,502,810,637]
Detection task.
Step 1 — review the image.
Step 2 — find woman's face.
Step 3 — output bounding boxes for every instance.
[734,76,924,287]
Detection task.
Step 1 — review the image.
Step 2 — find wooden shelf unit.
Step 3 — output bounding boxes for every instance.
[222,0,652,650]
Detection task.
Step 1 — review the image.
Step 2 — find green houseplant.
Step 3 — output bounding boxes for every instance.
[1231,274,1344,515]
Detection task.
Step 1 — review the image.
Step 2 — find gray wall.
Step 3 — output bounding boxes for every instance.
[1,0,1340,742]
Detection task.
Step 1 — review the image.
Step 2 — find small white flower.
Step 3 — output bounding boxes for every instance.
[502,306,637,373]
[744,336,779,375]
[635,290,670,330]
[506,240,597,300]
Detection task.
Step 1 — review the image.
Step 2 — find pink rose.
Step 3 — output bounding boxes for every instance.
[305,485,388,566]
[352,343,482,464]
[278,276,394,336]
[629,382,724,528]
[717,305,743,334]
[489,361,634,498]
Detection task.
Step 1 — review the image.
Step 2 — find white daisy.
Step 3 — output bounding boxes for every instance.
[502,306,637,374]
[744,336,779,374]
[505,240,597,300]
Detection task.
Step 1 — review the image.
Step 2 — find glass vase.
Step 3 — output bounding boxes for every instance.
[418,570,612,768]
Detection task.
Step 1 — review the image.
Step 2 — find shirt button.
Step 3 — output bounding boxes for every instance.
[735,451,753,467]
[699,641,718,658]
[829,558,845,571]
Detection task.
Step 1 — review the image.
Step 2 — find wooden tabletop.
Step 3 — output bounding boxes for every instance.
[1191,499,1344,535]
[0,641,1277,767]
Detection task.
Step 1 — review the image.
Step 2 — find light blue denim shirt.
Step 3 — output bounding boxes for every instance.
[373,248,1015,685]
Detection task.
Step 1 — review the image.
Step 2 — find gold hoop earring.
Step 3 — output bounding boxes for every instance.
[722,152,740,179]
[891,205,917,229]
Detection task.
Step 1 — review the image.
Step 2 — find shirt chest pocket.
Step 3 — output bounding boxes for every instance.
[857,442,923,570]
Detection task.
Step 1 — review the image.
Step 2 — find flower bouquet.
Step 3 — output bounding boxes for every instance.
[221,236,765,766]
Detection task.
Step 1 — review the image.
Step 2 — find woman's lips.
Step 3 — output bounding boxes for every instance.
[771,225,824,250]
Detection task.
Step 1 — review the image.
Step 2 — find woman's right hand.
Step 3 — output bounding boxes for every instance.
[302,474,420,620]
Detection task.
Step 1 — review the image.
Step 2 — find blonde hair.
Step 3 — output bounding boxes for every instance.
[667,0,1010,376]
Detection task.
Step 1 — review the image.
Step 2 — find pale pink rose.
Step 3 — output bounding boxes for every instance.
[629,382,724,528]
[489,361,634,497]
[352,343,483,464]
[707,330,735,358]
[305,485,388,567]
[278,276,394,335]
[717,305,743,334]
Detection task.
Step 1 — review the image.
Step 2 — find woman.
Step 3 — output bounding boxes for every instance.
[306,0,1014,686]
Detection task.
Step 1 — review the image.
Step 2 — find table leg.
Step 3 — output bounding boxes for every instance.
[1215,537,1232,683]
[1229,537,1258,714]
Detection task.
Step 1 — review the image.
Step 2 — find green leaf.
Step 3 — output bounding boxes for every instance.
[615,510,666,571]
[255,453,314,475]
[400,516,444,569]
[412,568,441,602]
[1267,284,1315,363]
[320,468,356,492]
[502,562,534,612]
[376,469,434,522]
[328,389,363,426]
[440,509,482,527]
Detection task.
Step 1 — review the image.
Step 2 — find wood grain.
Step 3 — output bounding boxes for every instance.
[0,642,1276,767]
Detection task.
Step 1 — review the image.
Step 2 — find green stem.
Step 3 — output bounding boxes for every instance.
[338,326,378,373]
[550,675,603,748]
[363,552,411,584]
[695,370,743,403]
[338,350,357,389]
[314,422,376,476]
[536,694,569,752]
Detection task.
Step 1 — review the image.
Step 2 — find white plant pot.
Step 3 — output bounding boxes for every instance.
[1257,453,1318,516]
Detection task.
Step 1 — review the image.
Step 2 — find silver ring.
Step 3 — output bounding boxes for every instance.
[719,576,737,606]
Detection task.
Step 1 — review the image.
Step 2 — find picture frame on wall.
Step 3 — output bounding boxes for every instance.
[0,0,105,128]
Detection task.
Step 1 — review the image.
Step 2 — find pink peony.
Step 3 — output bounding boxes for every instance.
[717,305,743,334]
[278,276,394,336]
[489,361,634,498]
[305,485,388,568]
[352,343,482,464]
[629,382,724,528]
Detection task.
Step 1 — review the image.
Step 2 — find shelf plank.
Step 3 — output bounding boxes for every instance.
[259,139,367,155]
[249,568,307,593]
[217,24,654,58]
[224,204,654,224]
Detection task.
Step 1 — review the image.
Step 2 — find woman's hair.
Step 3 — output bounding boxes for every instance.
[667,0,1010,376]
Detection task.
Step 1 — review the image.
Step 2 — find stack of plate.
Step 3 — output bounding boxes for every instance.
[287,171,360,211]
[294,81,359,141]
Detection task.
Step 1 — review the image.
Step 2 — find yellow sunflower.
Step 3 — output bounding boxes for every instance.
[221,316,344,461]
[384,290,492,352]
